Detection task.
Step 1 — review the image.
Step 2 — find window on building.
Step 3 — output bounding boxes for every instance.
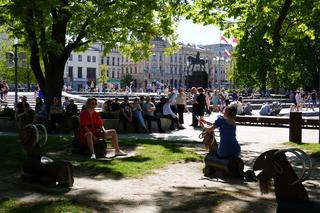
[112,71,115,78]
[112,57,115,66]
[152,54,156,61]
[68,66,73,77]
[77,67,82,78]
[92,56,96,62]
[117,58,120,66]
[101,57,104,64]
[87,55,91,62]
[117,71,120,78]
[107,57,109,65]
[86,68,96,79]
[68,54,73,61]
[78,55,82,62]
[159,54,162,61]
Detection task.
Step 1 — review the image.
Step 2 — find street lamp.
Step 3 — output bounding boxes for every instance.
[13,37,18,107]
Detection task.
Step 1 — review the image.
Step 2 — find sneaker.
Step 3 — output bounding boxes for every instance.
[90,154,96,159]
[115,150,127,157]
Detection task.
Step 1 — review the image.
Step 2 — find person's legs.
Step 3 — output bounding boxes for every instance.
[104,129,120,153]
[177,104,184,124]
[144,115,152,132]
[163,115,175,130]
[119,115,128,133]
[84,132,95,156]
[150,115,164,132]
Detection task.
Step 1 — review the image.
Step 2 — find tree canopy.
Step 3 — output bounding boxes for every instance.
[0,0,187,102]
[186,0,320,91]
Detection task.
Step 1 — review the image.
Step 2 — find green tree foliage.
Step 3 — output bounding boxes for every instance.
[121,73,134,88]
[186,0,320,91]
[98,64,109,86]
[0,0,187,103]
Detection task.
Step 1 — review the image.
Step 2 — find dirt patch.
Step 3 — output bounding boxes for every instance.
[1,142,319,213]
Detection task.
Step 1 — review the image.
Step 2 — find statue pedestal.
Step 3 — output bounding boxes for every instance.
[187,71,208,88]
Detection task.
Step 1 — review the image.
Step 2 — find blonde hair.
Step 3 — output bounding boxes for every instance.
[85,97,97,108]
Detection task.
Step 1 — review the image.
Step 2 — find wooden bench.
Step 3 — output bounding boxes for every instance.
[235,115,319,129]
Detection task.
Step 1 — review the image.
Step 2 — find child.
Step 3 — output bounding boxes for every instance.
[199,105,240,158]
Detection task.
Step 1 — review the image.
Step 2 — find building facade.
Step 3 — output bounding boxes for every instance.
[64,39,234,91]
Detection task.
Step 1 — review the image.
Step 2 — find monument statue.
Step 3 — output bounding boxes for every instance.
[187,51,208,72]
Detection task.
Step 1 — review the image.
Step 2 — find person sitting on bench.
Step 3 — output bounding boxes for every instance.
[199,105,240,158]
[79,97,126,159]
[259,102,272,116]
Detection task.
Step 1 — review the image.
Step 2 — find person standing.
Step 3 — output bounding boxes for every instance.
[2,81,9,101]
[195,87,206,124]
[189,87,199,127]
[176,88,187,124]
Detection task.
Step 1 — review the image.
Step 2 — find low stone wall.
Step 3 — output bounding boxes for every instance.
[0,117,18,132]
[0,117,173,133]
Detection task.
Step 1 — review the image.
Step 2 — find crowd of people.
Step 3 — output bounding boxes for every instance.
[11,86,319,160]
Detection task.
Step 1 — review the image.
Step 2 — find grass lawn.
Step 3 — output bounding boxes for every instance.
[0,198,89,213]
[0,135,203,178]
[286,142,320,157]
[0,135,204,212]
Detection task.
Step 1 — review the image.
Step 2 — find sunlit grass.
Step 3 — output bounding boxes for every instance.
[0,136,203,178]
[0,198,89,213]
[285,142,320,157]
[75,139,202,178]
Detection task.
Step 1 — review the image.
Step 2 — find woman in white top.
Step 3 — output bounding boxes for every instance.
[163,98,185,130]
[176,88,187,124]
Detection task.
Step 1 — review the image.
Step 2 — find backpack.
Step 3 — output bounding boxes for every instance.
[94,139,107,158]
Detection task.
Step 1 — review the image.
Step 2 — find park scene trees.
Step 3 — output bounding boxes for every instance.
[0,0,319,99]
[0,1,319,212]
[0,0,186,103]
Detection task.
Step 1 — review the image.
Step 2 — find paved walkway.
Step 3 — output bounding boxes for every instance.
[120,110,319,144]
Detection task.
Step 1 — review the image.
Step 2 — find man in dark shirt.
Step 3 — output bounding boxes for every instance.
[65,99,78,117]
[111,98,121,112]
[119,96,138,133]
[16,96,32,128]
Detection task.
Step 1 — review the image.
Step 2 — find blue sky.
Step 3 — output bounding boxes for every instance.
[177,19,221,45]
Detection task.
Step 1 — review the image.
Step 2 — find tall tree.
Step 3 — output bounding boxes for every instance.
[186,0,320,91]
[0,0,186,104]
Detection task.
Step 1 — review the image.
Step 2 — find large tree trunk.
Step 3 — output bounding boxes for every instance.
[45,58,66,106]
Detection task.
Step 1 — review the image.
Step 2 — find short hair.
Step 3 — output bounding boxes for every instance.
[225,105,237,118]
